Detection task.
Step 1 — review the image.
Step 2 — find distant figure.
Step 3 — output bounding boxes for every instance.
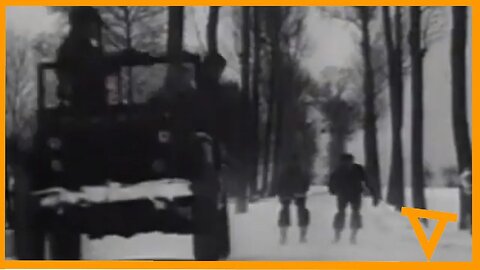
[56,6,150,113]
[276,131,312,245]
[460,168,472,195]
[328,153,374,244]
[459,168,472,234]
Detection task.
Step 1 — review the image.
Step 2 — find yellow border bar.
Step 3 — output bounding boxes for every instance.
[1,3,6,266]
[1,2,477,269]
[471,2,478,263]
[0,261,475,269]
[2,1,477,6]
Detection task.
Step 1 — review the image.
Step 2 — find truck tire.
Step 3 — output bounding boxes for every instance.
[192,197,221,260]
[216,196,230,260]
[13,166,45,259]
[48,229,81,260]
[191,140,229,260]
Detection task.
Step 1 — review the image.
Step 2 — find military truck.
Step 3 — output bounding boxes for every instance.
[12,53,230,260]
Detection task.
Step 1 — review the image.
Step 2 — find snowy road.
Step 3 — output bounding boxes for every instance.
[81,186,471,261]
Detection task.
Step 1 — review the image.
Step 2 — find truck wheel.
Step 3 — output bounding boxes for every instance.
[192,199,221,260]
[216,197,230,260]
[13,166,45,259]
[192,194,230,261]
[192,177,222,260]
[191,140,227,261]
[13,165,82,260]
[47,229,81,260]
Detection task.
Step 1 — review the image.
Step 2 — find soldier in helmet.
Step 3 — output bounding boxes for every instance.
[328,153,376,244]
[56,6,151,113]
[197,52,228,168]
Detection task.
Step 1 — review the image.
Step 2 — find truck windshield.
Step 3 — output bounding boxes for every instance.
[42,63,196,108]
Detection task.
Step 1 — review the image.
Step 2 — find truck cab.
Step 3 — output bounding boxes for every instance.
[13,54,230,260]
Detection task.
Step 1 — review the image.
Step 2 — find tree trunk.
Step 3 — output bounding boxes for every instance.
[252,7,261,196]
[256,7,276,196]
[262,47,275,196]
[410,7,427,214]
[166,7,184,88]
[167,7,184,57]
[268,8,283,197]
[236,6,251,213]
[207,7,220,53]
[262,99,274,196]
[271,104,284,197]
[123,7,133,103]
[451,6,472,230]
[358,7,382,201]
[383,7,405,210]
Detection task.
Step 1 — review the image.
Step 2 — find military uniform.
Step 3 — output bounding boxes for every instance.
[329,158,371,243]
[57,36,119,112]
[56,6,150,114]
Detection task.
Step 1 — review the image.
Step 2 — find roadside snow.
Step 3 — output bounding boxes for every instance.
[80,186,471,261]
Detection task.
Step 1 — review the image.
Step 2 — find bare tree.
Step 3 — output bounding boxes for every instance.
[451,6,471,230]
[357,7,382,201]
[266,7,308,196]
[236,6,252,212]
[229,7,306,197]
[6,30,38,251]
[167,6,184,57]
[164,6,185,90]
[49,6,167,102]
[6,29,36,147]
[383,7,405,210]
[262,7,277,196]
[409,6,427,213]
[207,7,220,53]
[320,7,382,199]
[101,6,166,102]
[49,6,167,51]
[321,7,445,205]
[252,7,262,196]
[310,67,363,172]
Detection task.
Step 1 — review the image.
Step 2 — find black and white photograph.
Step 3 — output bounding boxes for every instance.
[5,6,472,261]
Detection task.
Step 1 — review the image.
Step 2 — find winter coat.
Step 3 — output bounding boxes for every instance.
[328,163,367,198]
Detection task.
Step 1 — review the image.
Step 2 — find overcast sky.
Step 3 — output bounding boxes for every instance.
[6,6,472,184]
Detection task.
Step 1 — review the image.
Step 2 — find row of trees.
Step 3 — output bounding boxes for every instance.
[319,6,470,228]
[451,7,471,229]
[156,7,471,224]
[386,6,471,228]
[6,6,320,211]
[233,7,318,210]
[6,6,471,227]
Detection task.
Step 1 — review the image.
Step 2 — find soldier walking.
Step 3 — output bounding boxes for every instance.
[328,153,376,244]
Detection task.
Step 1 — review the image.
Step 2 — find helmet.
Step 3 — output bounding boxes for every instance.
[68,6,103,27]
[204,52,226,69]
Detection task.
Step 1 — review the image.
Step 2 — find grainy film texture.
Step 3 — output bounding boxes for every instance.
[5,6,472,261]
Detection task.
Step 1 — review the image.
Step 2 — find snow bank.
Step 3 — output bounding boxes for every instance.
[81,186,471,261]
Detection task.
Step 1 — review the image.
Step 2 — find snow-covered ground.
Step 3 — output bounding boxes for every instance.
[81,186,471,261]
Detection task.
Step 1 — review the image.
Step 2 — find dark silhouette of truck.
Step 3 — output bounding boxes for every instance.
[12,53,230,260]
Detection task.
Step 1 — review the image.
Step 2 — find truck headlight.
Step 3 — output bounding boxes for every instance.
[47,137,62,150]
[158,131,171,143]
[51,159,63,172]
[152,159,166,173]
